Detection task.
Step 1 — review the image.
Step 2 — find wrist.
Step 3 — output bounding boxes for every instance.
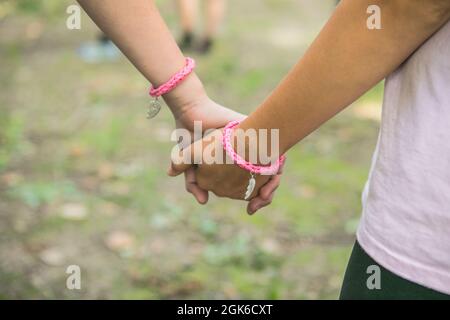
[231,125,281,167]
[162,73,208,119]
[223,121,285,178]
[235,115,290,159]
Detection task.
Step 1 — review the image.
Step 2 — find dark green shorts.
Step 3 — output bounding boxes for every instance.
[340,241,450,300]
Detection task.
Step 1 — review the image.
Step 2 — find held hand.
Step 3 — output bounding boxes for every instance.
[165,80,281,211]
[170,96,245,204]
[172,94,246,133]
[168,129,284,214]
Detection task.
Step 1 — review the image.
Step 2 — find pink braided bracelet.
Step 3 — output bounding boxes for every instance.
[149,57,196,97]
[146,57,196,119]
[222,121,285,199]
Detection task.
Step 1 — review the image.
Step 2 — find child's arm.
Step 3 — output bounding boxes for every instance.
[170,0,450,212]
[76,0,281,208]
[239,0,450,154]
[77,0,204,117]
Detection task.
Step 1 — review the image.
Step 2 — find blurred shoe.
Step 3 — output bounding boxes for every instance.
[77,39,120,63]
[196,38,213,55]
[178,32,194,51]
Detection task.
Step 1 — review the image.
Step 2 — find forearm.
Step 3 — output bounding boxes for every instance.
[77,0,206,116]
[239,0,450,154]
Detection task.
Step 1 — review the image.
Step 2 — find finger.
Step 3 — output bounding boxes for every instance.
[184,168,209,204]
[167,142,197,177]
[247,175,281,215]
[247,191,274,215]
[259,175,281,201]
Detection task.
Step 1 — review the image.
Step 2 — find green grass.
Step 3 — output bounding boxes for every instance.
[0,114,24,172]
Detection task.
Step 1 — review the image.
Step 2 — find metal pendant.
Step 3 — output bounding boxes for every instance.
[147,98,161,119]
[244,173,256,200]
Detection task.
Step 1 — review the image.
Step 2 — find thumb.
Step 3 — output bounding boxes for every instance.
[167,141,197,177]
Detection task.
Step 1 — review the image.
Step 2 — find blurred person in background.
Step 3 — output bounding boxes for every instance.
[177,0,226,53]
[77,0,225,62]
[77,33,121,63]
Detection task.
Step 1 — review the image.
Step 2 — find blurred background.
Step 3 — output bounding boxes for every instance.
[0,0,383,299]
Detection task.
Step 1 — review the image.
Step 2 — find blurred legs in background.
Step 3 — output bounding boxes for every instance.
[177,0,197,50]
[203,0,226,52]
[177,0,226,54]
[77,33,120,63]
[77,0,226,62]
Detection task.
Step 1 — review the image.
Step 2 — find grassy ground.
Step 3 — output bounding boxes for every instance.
[0,0,383,299]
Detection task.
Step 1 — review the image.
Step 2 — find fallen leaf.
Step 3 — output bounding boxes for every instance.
[105,231,135,252]
[261,238,280,254]
[97,163,115,180]
[25,21,44,40]
[39,248,65,266]
[79,176,100,191]
[60,203,88,220]
[1,172,23,187]
[69,145,87,158]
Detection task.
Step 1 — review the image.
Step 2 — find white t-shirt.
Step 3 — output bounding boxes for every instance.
[357,20,450,295]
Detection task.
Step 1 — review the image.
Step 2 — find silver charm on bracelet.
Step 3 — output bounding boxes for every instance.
[147,97,161,119]
[244,173,256,200]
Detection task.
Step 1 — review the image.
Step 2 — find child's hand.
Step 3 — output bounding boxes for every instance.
[170,96,245,204]
[168,129,283,214]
